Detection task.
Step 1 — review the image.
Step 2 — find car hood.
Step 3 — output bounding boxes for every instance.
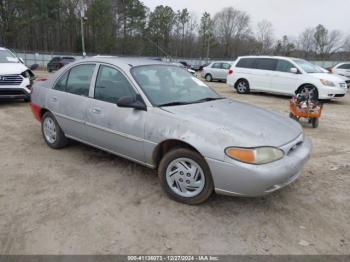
[0,62,28,75]
[162,99,303,148]
[309,73,346,83]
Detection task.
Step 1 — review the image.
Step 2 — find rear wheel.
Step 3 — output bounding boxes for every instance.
[236,79,250,94]
[41,112,68,149]
[158,148,214,205]
[205,74,213,82]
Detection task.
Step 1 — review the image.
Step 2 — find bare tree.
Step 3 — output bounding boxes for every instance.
[256,20,274,55]
[213,7,250,57]
[314,24,343,59]
[298,27,315,58]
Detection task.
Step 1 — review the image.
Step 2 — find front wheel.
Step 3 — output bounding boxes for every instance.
[42,112,68,149]
[158,148,214,205]
[205,74,213,82]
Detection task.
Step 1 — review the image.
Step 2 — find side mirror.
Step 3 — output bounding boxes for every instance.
[290,67,298,74]
[19,57,25,64]
[117,94,147,111]
[30,64,39,71]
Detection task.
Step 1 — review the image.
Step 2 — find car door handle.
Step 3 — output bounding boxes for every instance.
[91,108,101,114]
[50,97,58,103]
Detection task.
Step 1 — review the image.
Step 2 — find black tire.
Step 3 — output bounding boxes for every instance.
[297,85,319,100]
[158,148,214,205]
[311,118,319,128]
[205,74,213,82]
[41,112,68,149]
[235,79,250,94]
[24,97,30,102]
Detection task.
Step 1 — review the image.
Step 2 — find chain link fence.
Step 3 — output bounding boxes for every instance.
[11,50,339,70]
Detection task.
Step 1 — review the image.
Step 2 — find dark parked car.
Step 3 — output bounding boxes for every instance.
[47,57,75,72]
[179,61,191,68]
[191,63,210,72]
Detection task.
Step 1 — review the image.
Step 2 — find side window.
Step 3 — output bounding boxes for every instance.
[53,71,69,91]
[94,65,135,103]
[66,64,95,97]
[212,63,222,69]
[255,58,277,71]
[276,60,294,73]
[222,63,231,70]
[338,64,350,69]
[236,58,255,69]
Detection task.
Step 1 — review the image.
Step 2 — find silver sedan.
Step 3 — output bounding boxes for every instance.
[30,57,312,204]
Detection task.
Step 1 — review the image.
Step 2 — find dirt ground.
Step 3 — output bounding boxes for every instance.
[0,71,349,255]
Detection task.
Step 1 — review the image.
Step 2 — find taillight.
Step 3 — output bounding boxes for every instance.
[228,69,233,75]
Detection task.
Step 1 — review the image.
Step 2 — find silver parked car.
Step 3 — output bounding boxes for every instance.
[202,61,234,82]
[30,57,312,204]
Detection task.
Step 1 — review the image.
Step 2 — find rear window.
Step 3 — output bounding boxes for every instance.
[236,58,256,69]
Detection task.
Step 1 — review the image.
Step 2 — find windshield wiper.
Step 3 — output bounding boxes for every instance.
[158,101,191,107]
[190,97,225,104]
[158,97,224,107]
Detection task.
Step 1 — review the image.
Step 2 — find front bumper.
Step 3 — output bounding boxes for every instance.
[0,78,31,100]
[206,137,313,197]
[318,86,347,99]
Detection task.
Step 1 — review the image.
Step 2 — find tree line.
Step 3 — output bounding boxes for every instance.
[1,0,349,60]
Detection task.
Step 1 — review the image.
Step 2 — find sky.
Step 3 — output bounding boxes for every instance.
[142,0,350,39]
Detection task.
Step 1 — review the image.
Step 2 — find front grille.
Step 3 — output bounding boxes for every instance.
[0,89,26,95]
[0,74,23,86]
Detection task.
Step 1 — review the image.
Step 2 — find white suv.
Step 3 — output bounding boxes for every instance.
[227,56,347,100]
[0,47,35,101]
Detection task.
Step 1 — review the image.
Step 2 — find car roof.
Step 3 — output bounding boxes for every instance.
[210,61,234,64]
[237,55,299,60]
[78,57,165,67]
[335,62,350,66]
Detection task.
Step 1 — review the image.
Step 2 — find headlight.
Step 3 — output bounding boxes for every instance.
[320,79,335,87]
[225,147,284,165]
[21,70,30,78]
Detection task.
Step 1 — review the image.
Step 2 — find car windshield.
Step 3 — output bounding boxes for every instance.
[293,59,323,74]
[0,49,19,63]
[131,65,222,107]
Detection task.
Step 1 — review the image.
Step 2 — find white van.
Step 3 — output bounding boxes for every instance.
[227,56,347,100]
[0,47,36,101]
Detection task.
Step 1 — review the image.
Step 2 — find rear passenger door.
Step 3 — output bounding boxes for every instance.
[271,59,300,95]
[46,64,96,141]
[253,58,277,91]
[85,64,146,163]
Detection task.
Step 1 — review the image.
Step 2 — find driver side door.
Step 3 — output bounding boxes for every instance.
[85,64,146,163]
